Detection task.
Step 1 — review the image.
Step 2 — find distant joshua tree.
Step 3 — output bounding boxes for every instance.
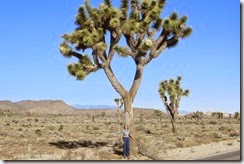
[212,112,223,119]
[191,111,204,120]
[114,98,124,133]
[234,112,240,120]
[153,110,163,122]
[158,76,189,134]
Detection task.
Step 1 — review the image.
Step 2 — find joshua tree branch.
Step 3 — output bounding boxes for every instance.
[108,31,122,63]
[103,65,127,97]
[125,35,136,52]
[129,58,144,101]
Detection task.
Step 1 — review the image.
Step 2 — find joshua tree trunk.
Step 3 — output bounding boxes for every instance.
[103,63,144,156]
[124,96,133,126]
[171,121,177,134]
[164,102,177,135]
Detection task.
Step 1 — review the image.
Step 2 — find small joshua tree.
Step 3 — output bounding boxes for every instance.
[234,112,240,120]
[153,109,163,122]
[191,111,204,120]
[212,112,223,119]
[114,98,124,133]
[158,76,189,134]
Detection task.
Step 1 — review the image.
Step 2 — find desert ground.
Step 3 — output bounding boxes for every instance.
[0,107,240,160]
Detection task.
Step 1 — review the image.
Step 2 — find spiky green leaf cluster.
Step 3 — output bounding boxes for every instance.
[75,6,87,25]
[94,42,107,52]
[59,42,72,58]
[114,45,131,57]
[163,12,192,39]
[60,0,192,81]
[67,63,86,80]
[80,55,93,66]
[114,98,124,108]
[122,0,166,35]
[66,54,94,80]
[109,18,121,28]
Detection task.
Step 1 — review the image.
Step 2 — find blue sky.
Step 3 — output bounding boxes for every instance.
[0,0,240,113]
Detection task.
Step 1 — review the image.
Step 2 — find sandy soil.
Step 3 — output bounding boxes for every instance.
[156,138,240,160]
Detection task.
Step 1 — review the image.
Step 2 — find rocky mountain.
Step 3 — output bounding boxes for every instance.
[0,100,77,115]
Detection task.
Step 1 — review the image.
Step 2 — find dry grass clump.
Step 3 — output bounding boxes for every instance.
[60,149,99,160]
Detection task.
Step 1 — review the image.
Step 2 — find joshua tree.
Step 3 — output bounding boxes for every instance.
[59,0,192,152]
[212,112,223,119]
[234,112,240,120]
[192,111,204,120]
[153,109,163,122]
[158,76,189,134]
[114,98,124,133]
[60,0,192,124]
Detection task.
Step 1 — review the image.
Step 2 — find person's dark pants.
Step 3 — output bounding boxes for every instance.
[123,137,130,157]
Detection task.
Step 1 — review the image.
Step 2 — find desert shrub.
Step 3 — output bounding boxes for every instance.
[105,122,111,125]
[12,120,19,124]
[101,112,106,117]
[47,126,55,131]
[229,131,239,137]
[227,142,234,146]
[211,132,222,139]
[19,134,25,138]
[18,128,23,131]
[58,125,64,131]
[209,120,218,124]
[35,129,42,136]
[135,125,146,132]
[87,114,91,119]
[35,119,38,122]
[93,126,100,130]
[145,129,152,134]
[176,141,185,148]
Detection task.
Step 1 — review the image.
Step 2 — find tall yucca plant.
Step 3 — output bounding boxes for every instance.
[158,76,189,134]
[59,0,192,154]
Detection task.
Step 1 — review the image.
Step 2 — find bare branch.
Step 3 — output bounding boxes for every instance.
[125,34,136,52]
[135,31,147,48]
[92,51,102,68]
[108,30,122,63]
[155,30,167,49]
[143,40,167,65]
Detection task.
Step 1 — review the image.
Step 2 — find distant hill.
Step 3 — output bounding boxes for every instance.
[179,110,191,115]
[0,100,77,115]
[0,100,22,112]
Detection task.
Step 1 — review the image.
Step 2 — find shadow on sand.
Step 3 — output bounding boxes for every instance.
[49,140,108,149]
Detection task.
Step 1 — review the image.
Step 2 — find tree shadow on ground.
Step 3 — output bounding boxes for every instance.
[112,142,124,156]
[49,140,108,149]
